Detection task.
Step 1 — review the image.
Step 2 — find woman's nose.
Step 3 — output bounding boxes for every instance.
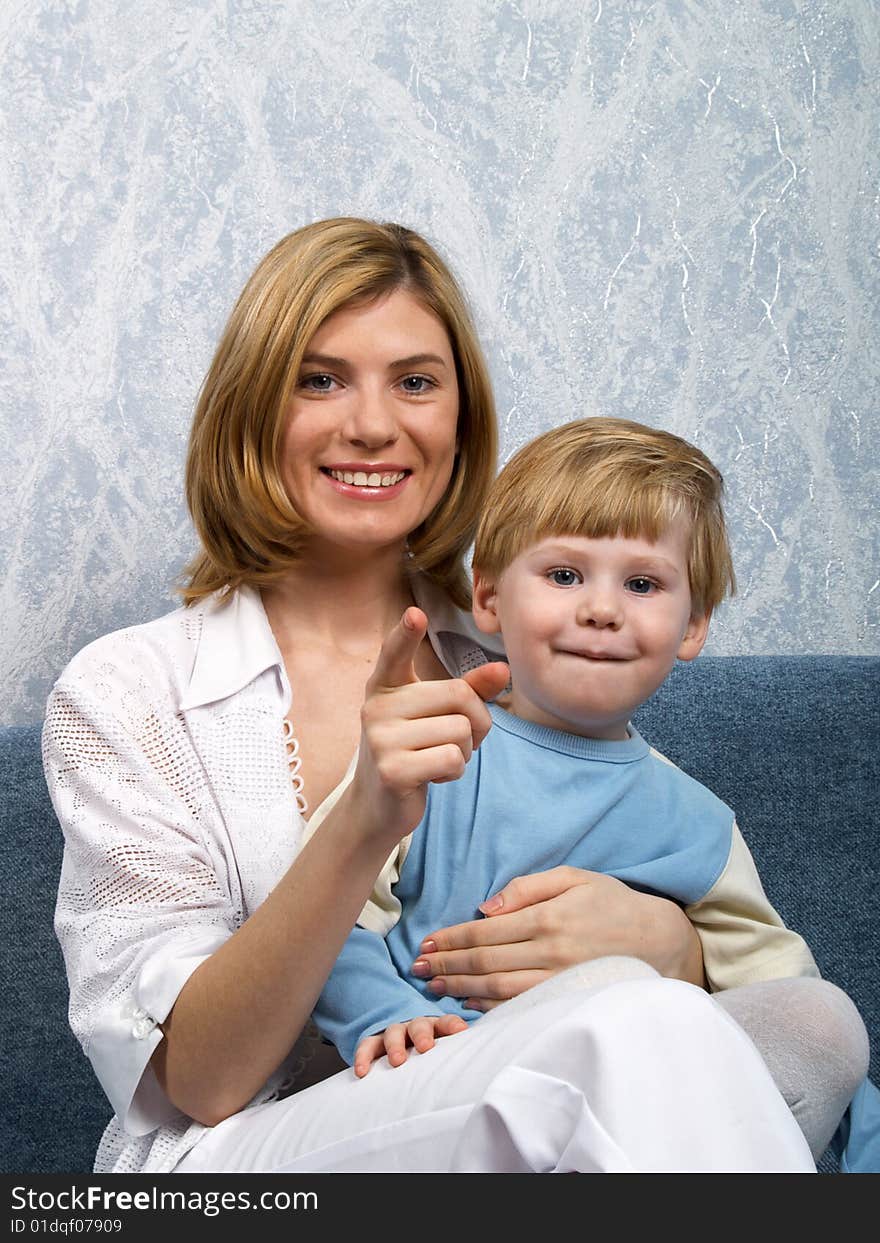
[344,388,400,449]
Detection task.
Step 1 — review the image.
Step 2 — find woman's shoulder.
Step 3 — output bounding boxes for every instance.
[48,585,279,723]
[50,596,212,709]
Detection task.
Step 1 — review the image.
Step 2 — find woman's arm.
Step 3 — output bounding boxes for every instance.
[47,666,390,1132]
[411,866,707,1012]
[152,791,404,1124]
[153,610,510,1124]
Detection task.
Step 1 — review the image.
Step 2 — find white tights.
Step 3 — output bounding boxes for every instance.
[175,960,816,1174]
[716,976,869,1159]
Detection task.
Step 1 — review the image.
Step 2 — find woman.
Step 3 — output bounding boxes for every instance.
[44,218,827,1173]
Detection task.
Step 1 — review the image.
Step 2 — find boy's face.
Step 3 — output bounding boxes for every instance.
[472,519,710,741]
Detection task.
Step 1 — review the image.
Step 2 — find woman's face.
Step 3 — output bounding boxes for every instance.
[280,288,460,556]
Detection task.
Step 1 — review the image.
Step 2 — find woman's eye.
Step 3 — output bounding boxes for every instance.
[626,577,655,595]
[300,373,336,392]
[399,374,435,394]
[548,567,582,587]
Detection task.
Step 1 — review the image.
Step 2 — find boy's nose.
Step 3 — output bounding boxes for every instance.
[575,593,623,630]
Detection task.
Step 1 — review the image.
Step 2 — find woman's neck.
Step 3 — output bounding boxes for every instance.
[260,541,414,657]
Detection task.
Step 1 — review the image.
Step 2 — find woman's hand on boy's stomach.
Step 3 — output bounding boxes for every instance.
[413,866,688,1009]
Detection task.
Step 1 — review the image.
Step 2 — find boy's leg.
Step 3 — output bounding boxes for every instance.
[714,977,870,1159]
[175,965,814,1173]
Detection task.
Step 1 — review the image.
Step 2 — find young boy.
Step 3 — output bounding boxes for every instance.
[313,417,868,1161]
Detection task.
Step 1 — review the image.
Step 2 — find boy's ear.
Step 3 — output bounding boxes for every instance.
[677,611,711,663]
[472,569,502,635]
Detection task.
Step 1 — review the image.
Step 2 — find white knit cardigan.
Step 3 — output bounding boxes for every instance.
[43,578,498,1173]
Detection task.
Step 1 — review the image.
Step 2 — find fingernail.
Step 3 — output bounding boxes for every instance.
[420,939,437,954]
[403,610,415,630]
[411,959,430,978]
[429,977,447,996]
[479,894,503,914]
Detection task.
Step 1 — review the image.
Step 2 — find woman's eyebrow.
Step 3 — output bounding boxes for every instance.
[390,353,449,369]
[301,352,449,369]
[301,352,348,368]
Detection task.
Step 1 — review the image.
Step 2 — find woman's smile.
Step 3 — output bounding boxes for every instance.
[320,464,412,498]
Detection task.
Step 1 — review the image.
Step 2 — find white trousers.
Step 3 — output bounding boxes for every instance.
[175,960,816,1174]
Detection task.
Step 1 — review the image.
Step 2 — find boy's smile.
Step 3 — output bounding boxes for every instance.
[473,522,710,741]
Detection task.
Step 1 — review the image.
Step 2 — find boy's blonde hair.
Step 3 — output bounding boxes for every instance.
[473,417,735,616]
[181,217,497,609]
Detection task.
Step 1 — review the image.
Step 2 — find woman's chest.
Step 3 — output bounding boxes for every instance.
[284,664,367,814]
[282,641,449,816]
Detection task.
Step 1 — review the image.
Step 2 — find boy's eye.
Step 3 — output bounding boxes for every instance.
[548,567,582,587]
[626,577,655,595]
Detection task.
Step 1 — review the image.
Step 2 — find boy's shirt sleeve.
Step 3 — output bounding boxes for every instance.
[685,821,820,991]
[833,1078,880,1173]
[312,923,449,1066]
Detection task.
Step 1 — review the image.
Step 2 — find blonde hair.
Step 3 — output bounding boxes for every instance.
[180,217,497,608]
[473,417,735,616]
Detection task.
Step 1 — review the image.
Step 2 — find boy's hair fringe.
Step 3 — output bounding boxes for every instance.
[472,417,735,616]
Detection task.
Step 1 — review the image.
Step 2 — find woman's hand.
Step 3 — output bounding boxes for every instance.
[353,1013,469,1077]
[411,866,707,1008]
[350,607,509,848]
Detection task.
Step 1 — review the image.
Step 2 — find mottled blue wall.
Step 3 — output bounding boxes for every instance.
[2,0,878,724]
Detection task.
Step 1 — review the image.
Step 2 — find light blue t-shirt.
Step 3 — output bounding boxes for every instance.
[315,703,736,1063]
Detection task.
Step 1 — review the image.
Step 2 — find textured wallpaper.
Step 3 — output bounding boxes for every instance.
[1,0,877,725]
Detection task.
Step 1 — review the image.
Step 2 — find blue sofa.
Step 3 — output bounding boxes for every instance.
[2,655,877,1174]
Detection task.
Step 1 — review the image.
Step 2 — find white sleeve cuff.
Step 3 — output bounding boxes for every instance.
[87,928,229,1135]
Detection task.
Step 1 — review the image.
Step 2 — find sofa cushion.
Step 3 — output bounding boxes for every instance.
[634,654,878,1088]
[1,655,877,1173]
[0,724,110,1173]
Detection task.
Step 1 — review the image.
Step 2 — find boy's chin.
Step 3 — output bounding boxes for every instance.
[546,707,633,741]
